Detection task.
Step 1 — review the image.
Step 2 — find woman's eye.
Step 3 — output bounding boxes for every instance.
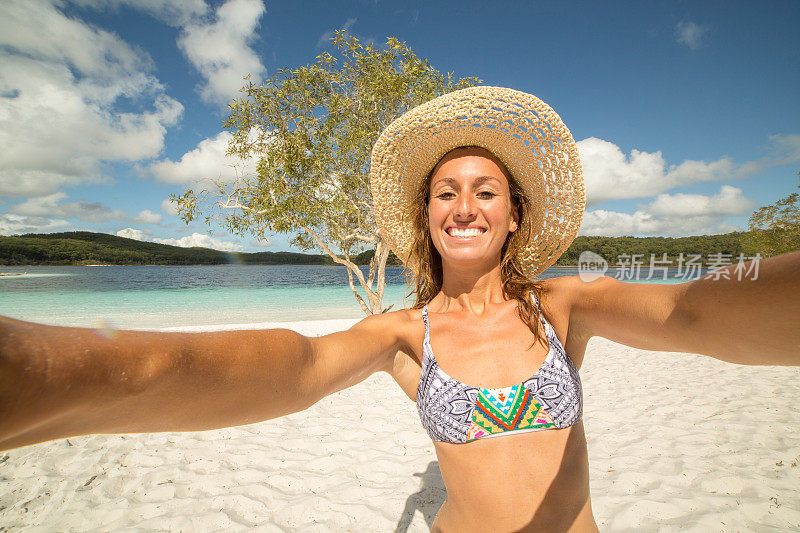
[478,191,496,199]
[436,192,456,200]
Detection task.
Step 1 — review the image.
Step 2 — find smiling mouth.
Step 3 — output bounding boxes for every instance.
[447,227,485,238]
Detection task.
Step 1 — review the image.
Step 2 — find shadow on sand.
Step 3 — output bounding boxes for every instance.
[395,461,447,532]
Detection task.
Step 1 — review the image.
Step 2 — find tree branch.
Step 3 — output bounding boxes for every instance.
[300,224,374,300]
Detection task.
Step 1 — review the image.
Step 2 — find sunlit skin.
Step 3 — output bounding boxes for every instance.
[427,147,518,290]
[387,147,599,532]
[2,153,799,530]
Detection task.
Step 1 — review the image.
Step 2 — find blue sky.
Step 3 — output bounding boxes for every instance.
[1,0,798,252]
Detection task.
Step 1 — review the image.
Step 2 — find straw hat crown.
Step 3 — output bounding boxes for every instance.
[369,86,585,277]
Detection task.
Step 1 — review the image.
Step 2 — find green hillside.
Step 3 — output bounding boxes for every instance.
[0,231,753,267]
[0,232,336,266]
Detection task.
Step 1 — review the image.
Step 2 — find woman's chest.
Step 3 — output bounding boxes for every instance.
[428,316,551,389]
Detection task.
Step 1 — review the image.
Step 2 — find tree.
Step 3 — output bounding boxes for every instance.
[742,171,800,256]
[173,32,480,314]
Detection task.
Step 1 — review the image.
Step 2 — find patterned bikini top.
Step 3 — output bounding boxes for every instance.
[416,303,583,444]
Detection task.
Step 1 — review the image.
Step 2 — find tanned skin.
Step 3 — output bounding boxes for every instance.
[1,150,798,531]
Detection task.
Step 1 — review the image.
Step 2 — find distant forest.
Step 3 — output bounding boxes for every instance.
[0,231,755,267]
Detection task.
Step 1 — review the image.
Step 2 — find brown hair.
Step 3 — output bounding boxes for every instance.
[405,146,546,342]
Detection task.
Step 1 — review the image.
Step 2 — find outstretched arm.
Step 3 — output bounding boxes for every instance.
[567,251,800,365]
[0,313,404,450]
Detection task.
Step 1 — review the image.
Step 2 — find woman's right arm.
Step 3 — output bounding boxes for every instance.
[0,312,406,451]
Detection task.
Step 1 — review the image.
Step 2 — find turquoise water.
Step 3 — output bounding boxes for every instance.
[0,265,699,329]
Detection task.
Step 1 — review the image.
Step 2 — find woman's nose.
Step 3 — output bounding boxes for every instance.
[454,193,477,220]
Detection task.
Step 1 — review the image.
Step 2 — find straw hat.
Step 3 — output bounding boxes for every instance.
[369,86,585,277]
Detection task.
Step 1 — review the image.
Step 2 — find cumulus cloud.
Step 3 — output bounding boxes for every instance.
[74,0,266,107]
[767,133,800,165]
[647,185,753,218]
[149,130,257,184]
[316,17,357,48]
[578,186,752,237]
[249,237,271,247]
[0,0,183,198]
[161,198,180,216]
[579,210,740,238]
[675,21,709,50]
[133,209,163,224]
[10,193,127,222]
[177,0,266,105]
[577,137,770,206]
[153,232,244,251]
[116,227,242,252]
[0,213,70,236]
[116,227,153,241]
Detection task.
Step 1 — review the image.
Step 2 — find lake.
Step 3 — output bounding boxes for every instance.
[0,264,700,329]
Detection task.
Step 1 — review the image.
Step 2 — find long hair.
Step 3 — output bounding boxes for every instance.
[405,146,546,342]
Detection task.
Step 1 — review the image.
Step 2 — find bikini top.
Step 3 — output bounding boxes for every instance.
[416,301,583,444]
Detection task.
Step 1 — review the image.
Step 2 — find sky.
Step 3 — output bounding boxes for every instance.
[0,0,798,253]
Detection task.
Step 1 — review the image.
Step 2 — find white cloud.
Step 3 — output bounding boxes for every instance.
[177,0,266,106]
[0,213,70,236]
[578,186,752,237]
[116,227,152,241]
[577,137,765,206]
[149,130,257,184]
[133,209,163,224]
[767,134,800,165]
[117,227,241,252]
[0,0,183,198]
[579,210,741,237]
[316,17,357,48]
[10,193,127,222]
[153,232,244,251]
[647,185,753,217]
[249,237,271,247]
[73,0,266,107]
[161,198,180,216]
[675,21,709,50]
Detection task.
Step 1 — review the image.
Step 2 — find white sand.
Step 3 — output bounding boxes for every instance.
[2,320,799,531]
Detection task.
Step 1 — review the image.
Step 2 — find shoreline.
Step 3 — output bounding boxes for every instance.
[153,317,361,334]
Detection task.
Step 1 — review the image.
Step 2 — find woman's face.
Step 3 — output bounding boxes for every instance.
[427,147,518,272]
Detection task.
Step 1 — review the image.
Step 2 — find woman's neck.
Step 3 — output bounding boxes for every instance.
[436,260,506,315]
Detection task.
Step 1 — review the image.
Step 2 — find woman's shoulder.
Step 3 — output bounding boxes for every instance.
[354,306,422,325]
[540,275,581,305]
[349,307,423,340]
[346,307,425,362]
[538,275,589,327]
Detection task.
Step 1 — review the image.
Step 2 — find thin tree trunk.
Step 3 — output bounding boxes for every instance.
[300,225,386,315]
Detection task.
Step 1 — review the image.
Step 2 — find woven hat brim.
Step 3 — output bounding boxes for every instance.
[369,86,585,278]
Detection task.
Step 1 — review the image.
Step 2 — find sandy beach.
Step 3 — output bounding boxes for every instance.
[2,319,799,532]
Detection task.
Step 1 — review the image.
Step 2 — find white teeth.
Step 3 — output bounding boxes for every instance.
[449,227,483,238]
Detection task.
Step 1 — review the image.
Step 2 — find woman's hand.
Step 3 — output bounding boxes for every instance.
[563,251,800,365]
[0,311,409,451]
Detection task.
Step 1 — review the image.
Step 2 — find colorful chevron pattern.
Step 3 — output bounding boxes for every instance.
[466,384,556,441]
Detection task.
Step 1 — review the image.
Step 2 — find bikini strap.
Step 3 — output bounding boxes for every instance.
[530,291,541,308]
[530,292,556,347]
[421,305,431,345]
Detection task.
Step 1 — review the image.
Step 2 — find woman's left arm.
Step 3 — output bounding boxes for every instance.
[568,251,800,365]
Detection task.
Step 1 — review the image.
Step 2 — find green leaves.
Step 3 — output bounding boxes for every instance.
[744,172,800,256]
[174,30,480,312]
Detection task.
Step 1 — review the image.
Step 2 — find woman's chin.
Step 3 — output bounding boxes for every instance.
[440,251,502,272]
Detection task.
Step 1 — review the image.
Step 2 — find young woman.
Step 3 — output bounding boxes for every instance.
[1,87,798,532]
